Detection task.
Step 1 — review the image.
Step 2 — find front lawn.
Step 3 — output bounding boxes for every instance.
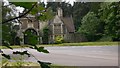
[38,42,118,46]
[0,42,118,49]
[0,45,29,49]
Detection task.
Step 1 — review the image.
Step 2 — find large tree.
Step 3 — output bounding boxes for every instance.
[99,2,120,41]
[73,2,101,31]
[78,12,101,41]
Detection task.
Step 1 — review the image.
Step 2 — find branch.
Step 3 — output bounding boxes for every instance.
[25,17,33,22]
[17,18,22,24]
[2,3,13,7]
[2,2,37,24]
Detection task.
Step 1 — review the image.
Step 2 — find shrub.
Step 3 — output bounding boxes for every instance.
[98,36,113,42]
[55,36,64,44]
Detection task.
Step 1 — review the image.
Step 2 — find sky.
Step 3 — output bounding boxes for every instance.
[3,0,76,14]
[3,0,25,13]
[3,0,76,25]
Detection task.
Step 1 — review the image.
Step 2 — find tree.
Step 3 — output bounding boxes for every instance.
[42,27,50,44]
[47,2,73,17]
[78,12,101,41]
[2,1,53,68]
[98,2,120,41]
[73,2,101,31]
[47,2,101,31]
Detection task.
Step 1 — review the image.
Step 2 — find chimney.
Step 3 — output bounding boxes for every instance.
[57,7,63,17]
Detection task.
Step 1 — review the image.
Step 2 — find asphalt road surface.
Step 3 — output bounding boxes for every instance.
[1,46,118,66]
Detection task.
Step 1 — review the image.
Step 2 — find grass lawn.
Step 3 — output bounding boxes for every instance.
[38,42,118,47]
[1,57,61,68]
[0,45,29,49]
[0,42,118,49]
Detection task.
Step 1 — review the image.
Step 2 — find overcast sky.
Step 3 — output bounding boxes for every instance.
[3,0,76,14]
[3,0,76,6]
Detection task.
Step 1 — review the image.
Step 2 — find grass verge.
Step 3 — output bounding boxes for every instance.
[0,45,29,49]
[0,42,118,49]
[37,42,118,47]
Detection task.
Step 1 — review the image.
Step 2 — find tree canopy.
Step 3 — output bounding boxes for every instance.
[78,2,120,41]
[2,1,53,68]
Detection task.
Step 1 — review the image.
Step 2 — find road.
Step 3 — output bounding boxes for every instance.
[1,46,118,66]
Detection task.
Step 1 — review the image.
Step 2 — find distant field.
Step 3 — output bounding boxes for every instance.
[0,42,118,49]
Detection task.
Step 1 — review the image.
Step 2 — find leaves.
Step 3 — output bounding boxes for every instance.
[34,46,49,53]
[24,29,38,45]
[13,51,30,57]
[42,28,49,44]
[37,61,51,68]
[30,7,38,15]
[99,2,120,41]
[55,36,64,44]
[78,12,101,41]
[11,2,36,9]
[2,1,51,67]
[2,54,11,59]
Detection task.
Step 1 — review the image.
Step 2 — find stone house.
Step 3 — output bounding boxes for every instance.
[16,7,86,44]
[48,7,75,43]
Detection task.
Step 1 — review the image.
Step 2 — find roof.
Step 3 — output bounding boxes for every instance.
[48,15,75,33]
[61,16,75,33]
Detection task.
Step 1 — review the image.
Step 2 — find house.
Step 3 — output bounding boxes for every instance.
[17,7,86,44]
[48,7,75,43]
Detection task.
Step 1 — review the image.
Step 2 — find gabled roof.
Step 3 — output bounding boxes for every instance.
[48,15,75,33]
[61,16,75,33]
[53,15,63,24]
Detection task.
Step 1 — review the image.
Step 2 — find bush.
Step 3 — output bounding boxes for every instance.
[42,27,49,44]
[98,36,113,42]
[55,36,64,44]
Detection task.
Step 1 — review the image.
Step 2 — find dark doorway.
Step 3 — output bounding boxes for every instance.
[24,29,38,44]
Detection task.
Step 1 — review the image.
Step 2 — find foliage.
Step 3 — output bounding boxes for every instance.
[98,2,120,41]
[98,36,113,42]
[2,6,12,22]
[47,2,101,31]
[2,1,120,67]
[77,2,120,41]
[13,51,30,57]
[78,12,101,41]
[55,36,64,44]
[11,2,36,9]
[2,23,13,45]
[23,29,38,45]
[42,27,50,44]
[1,54,11,59]
[73,2,101,31]
[2,2,21,46]
[11,2,54,21]
[38,61,51,68]
[31,46,49,53]
[2,1,52,68]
